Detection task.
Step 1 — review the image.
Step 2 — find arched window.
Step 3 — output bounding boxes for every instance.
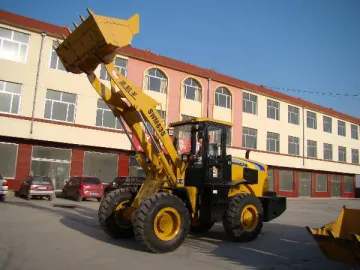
[144,68,168,94]
[183,77,202,101]
[215,87,232,109]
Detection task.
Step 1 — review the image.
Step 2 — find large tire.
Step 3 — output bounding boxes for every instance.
[190,221,214,234]
[223,193,263,242]
[133,192,190,253]
[98,189,135,238]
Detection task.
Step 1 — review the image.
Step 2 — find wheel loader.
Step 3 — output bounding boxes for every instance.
[55,9,287,253]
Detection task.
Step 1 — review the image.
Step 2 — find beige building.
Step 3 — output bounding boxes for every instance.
[0,9,359,198]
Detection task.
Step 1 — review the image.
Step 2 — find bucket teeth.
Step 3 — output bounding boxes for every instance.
[87,8,94,16]
[65,26,72,34]
[80,15,86,22]
[61,34,66,39]
[73,22,79,28]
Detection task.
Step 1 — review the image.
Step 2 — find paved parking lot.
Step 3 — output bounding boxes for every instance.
[0,194,359,270]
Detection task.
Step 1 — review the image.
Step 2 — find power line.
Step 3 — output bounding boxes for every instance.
[263,85,360,100]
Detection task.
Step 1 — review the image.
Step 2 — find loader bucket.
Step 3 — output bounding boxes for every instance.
[305,206,360,266]
[55,9,139,75]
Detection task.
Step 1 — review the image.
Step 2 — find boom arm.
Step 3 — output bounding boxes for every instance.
[88,63,181,185]
[54,9,186,208]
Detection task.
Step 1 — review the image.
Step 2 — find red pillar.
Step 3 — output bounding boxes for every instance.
[11,144,32,190]
[70,149,84,176]
[118,154,129,176]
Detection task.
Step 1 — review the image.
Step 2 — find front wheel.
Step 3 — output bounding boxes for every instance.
[133,192,190,253]
[223,193,263,242]
[98,189,135,238]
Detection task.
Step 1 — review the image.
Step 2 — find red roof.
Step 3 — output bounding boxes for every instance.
[1,9,359,125]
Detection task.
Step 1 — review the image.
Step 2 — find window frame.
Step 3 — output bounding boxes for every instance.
[0,80,23,115]
[267,99,280,120]
[215,86,232,109]
[143,68,168,94]
[95,99,123,130]
[242,92,257,115]
[43,89,77,123]
[242,127,257,149]
[288,105,299,125]
[0,26,30,63]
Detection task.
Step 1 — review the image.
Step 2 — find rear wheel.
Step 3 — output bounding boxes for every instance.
[0,195,5,202]
[223,193,263,242]
[133,192,190,253]
[98,189,135,238]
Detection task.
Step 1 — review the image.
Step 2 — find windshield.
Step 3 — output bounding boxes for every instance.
[173,124,202,156]
[83,177,101,185]
[32,176,52,184]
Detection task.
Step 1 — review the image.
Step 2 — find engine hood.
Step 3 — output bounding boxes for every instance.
[231,156,268,171]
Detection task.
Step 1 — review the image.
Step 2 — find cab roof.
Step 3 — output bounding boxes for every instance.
[169,117,233,128]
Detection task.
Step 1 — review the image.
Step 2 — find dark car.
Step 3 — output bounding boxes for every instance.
[18,175,55,201]
[62,176,104,202]
[103,176,145,197]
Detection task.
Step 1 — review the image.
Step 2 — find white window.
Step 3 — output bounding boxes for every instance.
[100,57,128,80]
[338,120,346,136]
[243,92,257,114]
[183,78,202,102]
[215,87,231,109]
[49,41,66,71]
[242,127,257,149]
[0,80,22,115]
[0,27,30,63]
[144,68,168,94]
[338,146,346,162]
[307,111,317,129]
[267,132,280,153]
[351,124,359,140]
[44,89,77,123]
[323,143,332,160]
[288,105,299,125]
[267,99,280,120]
[307,140,317,158]
[323,116,332,133]
[95,99,123,130]
[288,136,299,156]
[352,149,359,164]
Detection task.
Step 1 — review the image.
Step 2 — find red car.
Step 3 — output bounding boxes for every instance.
[62,176,104,202]
[18,175,55,201]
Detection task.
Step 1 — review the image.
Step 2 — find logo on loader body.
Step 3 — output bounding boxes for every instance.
[148,108,166,136]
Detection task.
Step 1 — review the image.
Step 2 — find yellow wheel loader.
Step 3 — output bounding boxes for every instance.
[55,9,287,253]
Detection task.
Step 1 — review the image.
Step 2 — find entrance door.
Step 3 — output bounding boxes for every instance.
[299,172,312,197]
[331,175,341,197]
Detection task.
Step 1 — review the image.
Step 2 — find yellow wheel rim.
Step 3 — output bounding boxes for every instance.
[154,207,181,241]
[115,200,132,228]
[241,205,259,232]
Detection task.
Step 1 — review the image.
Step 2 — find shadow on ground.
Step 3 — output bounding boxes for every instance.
[4,199,143,252]
[4,199,358,270]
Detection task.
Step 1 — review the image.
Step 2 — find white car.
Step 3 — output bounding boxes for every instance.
[0,174,8,201]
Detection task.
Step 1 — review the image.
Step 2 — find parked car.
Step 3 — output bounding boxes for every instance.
[103,176,145,197]
[0,174,8,201]
[18,175,55,201]
[62,176,104,202]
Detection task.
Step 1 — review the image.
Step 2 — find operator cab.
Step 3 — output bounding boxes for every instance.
[170,118,232,187]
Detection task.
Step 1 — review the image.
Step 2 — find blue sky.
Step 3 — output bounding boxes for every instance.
[2,0,360,118]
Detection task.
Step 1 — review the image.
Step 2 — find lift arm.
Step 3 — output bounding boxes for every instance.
[55,9,186,206]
